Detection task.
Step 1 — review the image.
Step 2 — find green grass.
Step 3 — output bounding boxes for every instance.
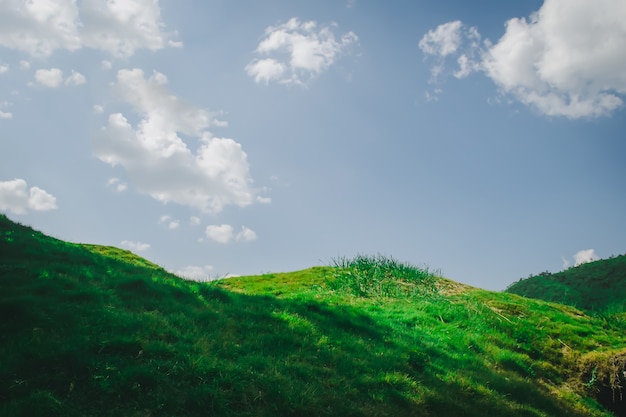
[506,255,626,313]
[1,213,625,416]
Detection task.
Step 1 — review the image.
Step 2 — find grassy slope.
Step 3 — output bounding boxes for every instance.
[1,214,625,417]
[506,255,626,312]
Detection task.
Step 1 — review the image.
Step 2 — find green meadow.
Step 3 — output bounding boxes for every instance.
[1,213,625,416]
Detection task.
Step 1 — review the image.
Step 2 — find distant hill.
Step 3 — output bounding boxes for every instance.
[506,255,626,312]
[1,213,625,416]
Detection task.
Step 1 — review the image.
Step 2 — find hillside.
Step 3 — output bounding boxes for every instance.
[506,255,626,312]
[1,214,626,416]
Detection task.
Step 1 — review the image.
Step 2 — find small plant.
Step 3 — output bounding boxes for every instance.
[326,254,439,299]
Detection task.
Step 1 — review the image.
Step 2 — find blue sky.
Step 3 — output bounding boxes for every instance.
[1,0,624,290]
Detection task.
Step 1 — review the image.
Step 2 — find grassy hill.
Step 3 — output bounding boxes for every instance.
[506,255,626,312]
[1,213,626,416]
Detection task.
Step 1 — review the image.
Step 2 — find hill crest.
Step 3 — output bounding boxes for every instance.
[1,214,625,416]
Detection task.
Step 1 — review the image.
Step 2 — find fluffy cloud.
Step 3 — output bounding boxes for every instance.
[34,68,64,88]
[418,20,463,58]
[418,21,480,90]
[205,224,234,244]
[562,248,600,269]
[174,265,216,281]
[0,0,81,57]
[0,0,179,58]
[65,70,86,86]
[420,0,626,118]
[80,0,181,58]
[120,240,150,252]
[0,178,57,214]
[236,225,257,242]
[94,69,263,213]
[204,224,257,244]
[573,249,599,267]
[246,17,358,85]
[34,68,86,88]
[246,58,286,84]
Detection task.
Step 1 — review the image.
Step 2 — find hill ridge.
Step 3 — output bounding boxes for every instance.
[506,254,626,312]
[1,214,625,416]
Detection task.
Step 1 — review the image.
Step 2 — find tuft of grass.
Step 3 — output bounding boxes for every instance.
[326,254,439,299]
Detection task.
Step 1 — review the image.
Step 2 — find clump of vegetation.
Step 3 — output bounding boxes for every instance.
[326,254,439,298]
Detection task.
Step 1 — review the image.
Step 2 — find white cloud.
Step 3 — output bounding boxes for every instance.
[246,58,286,85]
[0,178,57,214]
[205,224,234,244]
[561,256,571,270]
[0,110,12,120]
[0,0,81,57]
[93,68,264,213]
[65,70,86,86]
[562,248,600,269]
[420,0,626,118]
[190,216,201,226]
[158,214,179,230]
[573,249,599,266]
[419,21,481,85]
[28,186,58,211]
[19,60,30,70]
[80,0,181,58]
[0,0,179,58]
[418,20,463,58]
[106,177,127,192]
[482,0,626,118]
[34,68,64,88]
[93,104,104,114]
[120,240,150,252]
[174,265,216,281]
[246,17,358,85]
[0,64,8,74]
[236,225,257,242]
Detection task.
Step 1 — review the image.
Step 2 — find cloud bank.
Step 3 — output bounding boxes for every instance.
[94,69,263,214]
[246,17,358,85]
[419,0,626,118]
[0,0,180,58]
